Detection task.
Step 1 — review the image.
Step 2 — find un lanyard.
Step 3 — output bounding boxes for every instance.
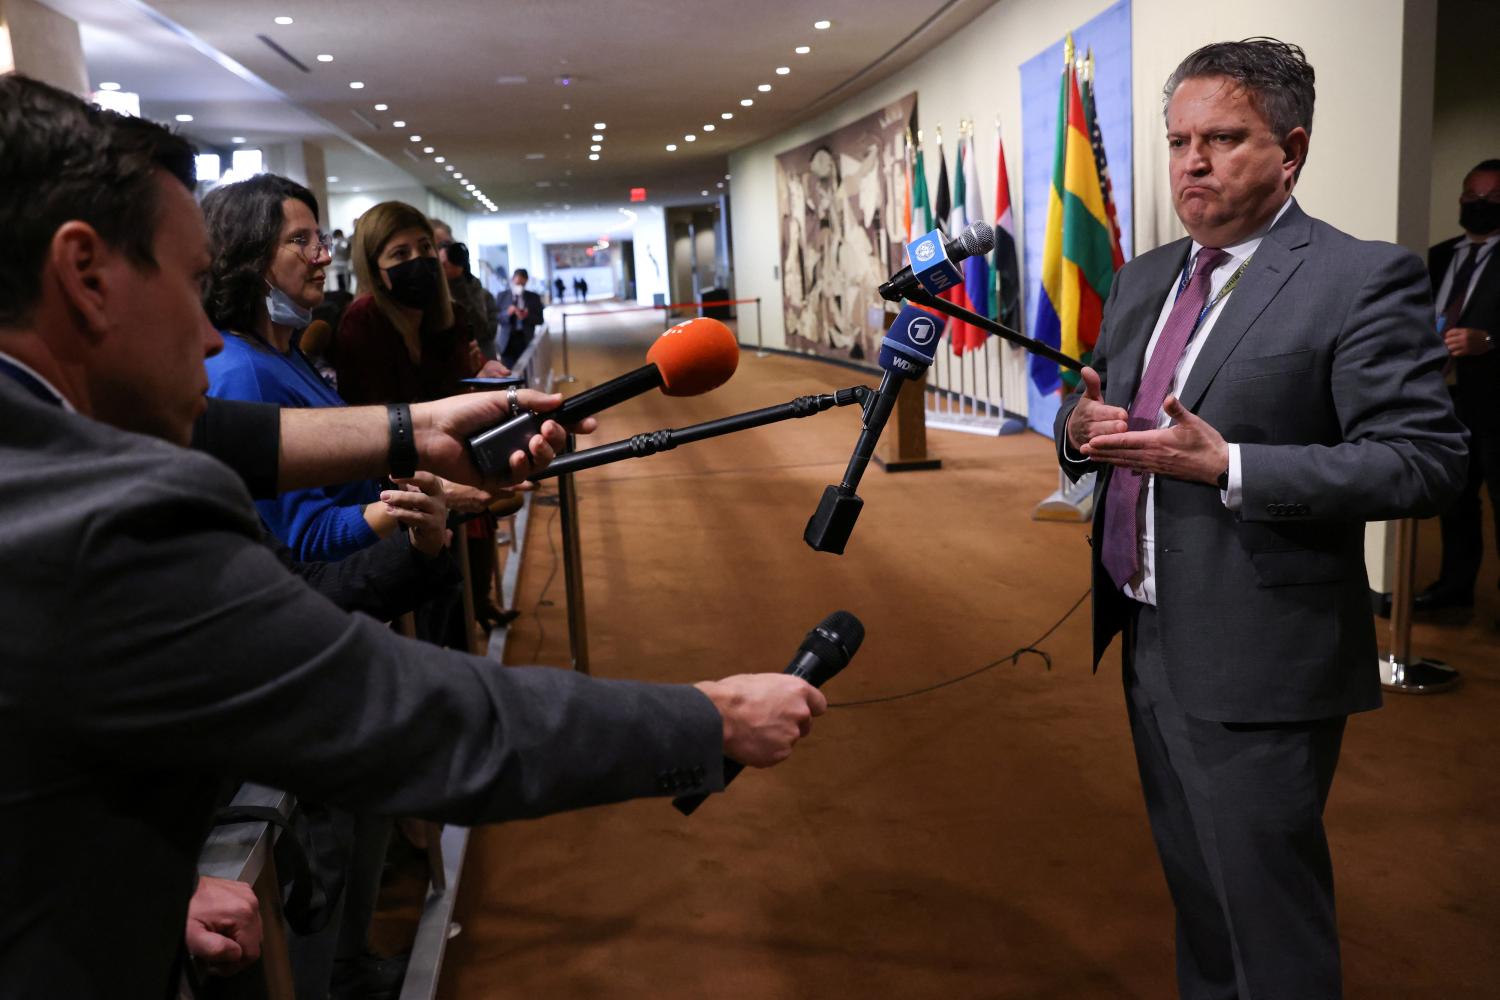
[1175,251,1253,334]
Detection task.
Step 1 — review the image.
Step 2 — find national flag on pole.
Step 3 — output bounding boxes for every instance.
[952,130,992,354]
[992,128,1022,334]
[1031,36,1117,394]
[1081,48,1126,271]
[911,141,932,236]
[932,137,952,239]
[901,131,914,245]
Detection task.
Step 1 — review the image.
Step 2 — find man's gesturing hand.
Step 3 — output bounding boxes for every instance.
[1084,395,1230,486]
[1065,366,1129,453]
[694,674,828,768]
[185,876,262,977]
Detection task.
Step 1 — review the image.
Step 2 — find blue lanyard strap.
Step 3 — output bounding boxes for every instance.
[0,356,63,407]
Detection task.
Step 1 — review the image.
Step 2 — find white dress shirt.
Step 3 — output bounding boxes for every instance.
[1432,232,1499,326]
[1070,198,1294,606]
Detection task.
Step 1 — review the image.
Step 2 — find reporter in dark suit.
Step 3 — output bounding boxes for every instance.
[1416,159,1500,610]
[0,74,825,998]
[495,267,545,367]
[1056,41,1465,998]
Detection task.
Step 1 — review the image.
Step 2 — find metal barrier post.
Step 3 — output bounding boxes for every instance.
[755,297,767,358]
[557,434,590,674]
[556,313,576,384]
[1381,517,1461,692]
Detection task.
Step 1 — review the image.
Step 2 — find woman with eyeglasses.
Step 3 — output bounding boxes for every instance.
[202,175,448,563]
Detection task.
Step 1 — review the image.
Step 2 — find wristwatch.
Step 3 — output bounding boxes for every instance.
[386,403,417,479]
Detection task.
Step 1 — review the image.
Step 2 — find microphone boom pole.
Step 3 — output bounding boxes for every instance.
[902,287,1083,372]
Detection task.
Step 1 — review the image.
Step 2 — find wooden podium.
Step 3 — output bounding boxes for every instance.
[875,371,942,472]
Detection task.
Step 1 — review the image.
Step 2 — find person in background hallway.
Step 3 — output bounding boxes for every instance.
[497,267,544,368]
[1415,159,1500,613]
[555,274,567,302]
[327,227,352,293]
[442,241,499,360]
[577,274,589,302]
[1057,39,1465,999]
[0,72,826,998]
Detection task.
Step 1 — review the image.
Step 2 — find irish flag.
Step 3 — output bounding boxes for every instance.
[1031,39,1116,394]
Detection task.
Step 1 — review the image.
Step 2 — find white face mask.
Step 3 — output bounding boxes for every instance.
[511,282,526,297]
[265,283,313,329]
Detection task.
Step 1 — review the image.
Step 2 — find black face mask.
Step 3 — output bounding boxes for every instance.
[383,256,442,310]
[1460,199,1500,236]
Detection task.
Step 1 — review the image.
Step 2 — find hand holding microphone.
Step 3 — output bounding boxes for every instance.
[466,316,740,477]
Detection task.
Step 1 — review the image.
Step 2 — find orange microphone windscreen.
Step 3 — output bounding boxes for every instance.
[646,317,740,397]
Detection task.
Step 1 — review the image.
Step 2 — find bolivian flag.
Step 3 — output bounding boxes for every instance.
[1031,46,1116,394]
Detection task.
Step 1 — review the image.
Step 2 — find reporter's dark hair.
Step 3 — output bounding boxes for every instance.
[1469,159,1500,178]
[1164,38,1316,173]
[445,241,471,269]
[201,174,319,337]
[0,73,195,328]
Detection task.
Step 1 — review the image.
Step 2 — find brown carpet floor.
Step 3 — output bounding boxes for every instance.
[436,305,1500,998]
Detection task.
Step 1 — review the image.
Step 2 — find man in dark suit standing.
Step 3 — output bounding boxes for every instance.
[1416,160,1500,610]
[1057,40,1465,998]
[496,267,545,367]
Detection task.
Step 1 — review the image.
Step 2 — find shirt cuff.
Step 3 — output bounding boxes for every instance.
[1220,444,1242,511]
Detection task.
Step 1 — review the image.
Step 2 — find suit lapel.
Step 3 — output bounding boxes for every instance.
[1179,203,1310,411]
[1106,240,1191,409]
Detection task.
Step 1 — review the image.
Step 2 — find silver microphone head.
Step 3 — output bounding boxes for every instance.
[960,221,996,257]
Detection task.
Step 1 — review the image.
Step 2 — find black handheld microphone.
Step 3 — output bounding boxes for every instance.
[673,610,865,817]
[878,221,995,302]
[804,302,945,554]
[466,317,739,477]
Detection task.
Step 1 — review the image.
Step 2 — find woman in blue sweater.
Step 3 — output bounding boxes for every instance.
[202,175,414,561]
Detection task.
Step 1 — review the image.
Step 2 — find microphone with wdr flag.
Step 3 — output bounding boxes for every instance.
[804,302,944,554]
[673,610,865,817]
[467,316,740,477]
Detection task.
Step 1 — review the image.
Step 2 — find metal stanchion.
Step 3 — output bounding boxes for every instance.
[754,297,767,357]
[556,433,590,674]
[556,313,576,384]
[1381,517,1461,693]
[454,529,483,656]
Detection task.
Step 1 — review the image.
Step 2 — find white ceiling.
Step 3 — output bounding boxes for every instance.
[46,0,993,213]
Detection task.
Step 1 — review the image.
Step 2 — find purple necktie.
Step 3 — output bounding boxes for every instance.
[1100,246,1229,589]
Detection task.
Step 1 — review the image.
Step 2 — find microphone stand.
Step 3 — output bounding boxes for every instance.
[527,385,873,482]
[901,287,1084,373]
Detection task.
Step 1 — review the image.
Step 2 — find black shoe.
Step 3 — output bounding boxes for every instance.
[331,949,409,1000]
[1412,583,1474,611]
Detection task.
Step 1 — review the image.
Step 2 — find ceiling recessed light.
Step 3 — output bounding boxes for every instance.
[776,66,790,75]
[327,175,339,182]
[444,164,453,170]
[588,153,600,161]
[409,135,421,142]
[758,84,772,92]
[422,146,434,153]
[702,124,715,132]
[373,103,388,111]
[665,143,677,151]
[174,113,193,122]
[391,120,405,128]
[99,81,121,91]
[434,156,445,162]
[349,81,364,90]
[717,181,724,188]
[232,136,246,144]
[273,16,293,25]
[702,190,711,196]
[795,45,811,54]
[454,173,463,179]
[684,134,696,142]
[725,173,731,179]
[594,122,606,129]
[721,112,734,120]
[591,133,603,141]
[316,54,333,63]
[740,98,754,107]
[814,19,831,30]
[590,144,601,151]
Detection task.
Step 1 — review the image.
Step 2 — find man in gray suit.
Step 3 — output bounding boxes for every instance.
[0,74,824,997]
[1057,40,1465,998]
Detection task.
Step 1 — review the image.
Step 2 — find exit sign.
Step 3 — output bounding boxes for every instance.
[629,187,647,202]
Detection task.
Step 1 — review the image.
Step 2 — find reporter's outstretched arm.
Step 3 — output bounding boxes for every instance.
[694,674,827,768]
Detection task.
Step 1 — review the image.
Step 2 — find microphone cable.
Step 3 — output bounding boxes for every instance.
[828,587,1092,708]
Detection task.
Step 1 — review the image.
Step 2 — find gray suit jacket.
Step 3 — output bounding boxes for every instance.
[0,379,723,997]
[1055,201,1466,723]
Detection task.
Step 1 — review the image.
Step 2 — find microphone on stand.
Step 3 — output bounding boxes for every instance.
[879,221,994,302]
[467,316,740,477]
[804,302,945,554]
[673,610,865,817]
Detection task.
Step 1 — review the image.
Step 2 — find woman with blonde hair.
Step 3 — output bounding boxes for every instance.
[334,201,503,404]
